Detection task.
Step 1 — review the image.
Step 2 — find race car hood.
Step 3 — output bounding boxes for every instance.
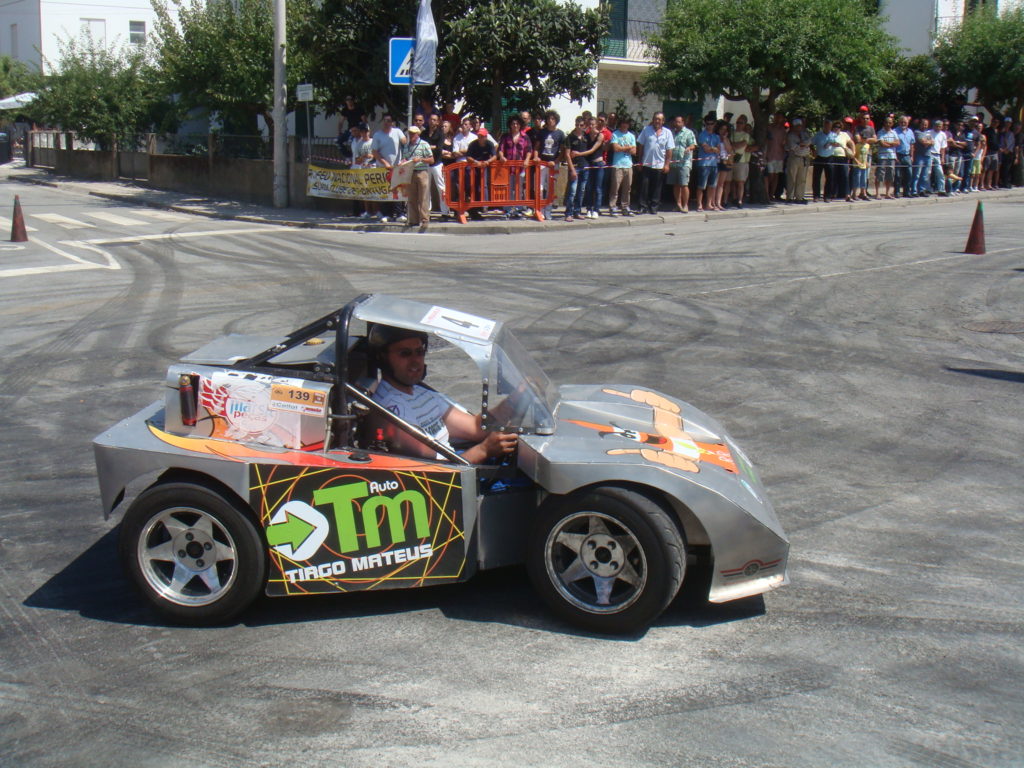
[519,384,786,541]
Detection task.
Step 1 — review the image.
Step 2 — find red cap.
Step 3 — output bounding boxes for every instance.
[843,116,855,124]
[859,105,870,112]
[477,127,488,137]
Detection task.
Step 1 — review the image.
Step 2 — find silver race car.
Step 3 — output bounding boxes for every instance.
[94,294,789,633]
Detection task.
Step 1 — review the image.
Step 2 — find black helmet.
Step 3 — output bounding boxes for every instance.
[366,324,429,376]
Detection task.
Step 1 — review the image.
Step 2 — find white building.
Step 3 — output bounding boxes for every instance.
[0,0,157,73]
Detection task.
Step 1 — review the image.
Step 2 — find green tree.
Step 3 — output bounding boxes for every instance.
[153,0,314,134]
[0,55,36,98]
[32,36,163,147]
[935,5,1024,118]
[645,0,896,143]
[872,54,958,122]
[441,0,607,129]
[297,0,607,129]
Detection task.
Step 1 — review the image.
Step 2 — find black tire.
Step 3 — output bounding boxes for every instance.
[527,486,685,634]
[119,480,266,625]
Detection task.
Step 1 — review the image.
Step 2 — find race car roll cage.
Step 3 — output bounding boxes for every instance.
[227,294,470,466]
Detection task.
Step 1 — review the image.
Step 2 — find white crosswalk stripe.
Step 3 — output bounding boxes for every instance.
[30,213,95,229]
[133,209,191,221]
[84,211,149,226]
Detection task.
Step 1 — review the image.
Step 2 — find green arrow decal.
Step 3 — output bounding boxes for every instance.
[266,511,316,551]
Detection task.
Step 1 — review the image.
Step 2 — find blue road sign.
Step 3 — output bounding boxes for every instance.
[389,38,414,85]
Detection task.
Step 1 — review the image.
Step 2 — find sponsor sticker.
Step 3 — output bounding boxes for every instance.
[270,383,327,416]
[421,306,496,341]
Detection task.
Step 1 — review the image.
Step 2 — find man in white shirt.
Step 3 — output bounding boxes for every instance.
[368,325,517,463]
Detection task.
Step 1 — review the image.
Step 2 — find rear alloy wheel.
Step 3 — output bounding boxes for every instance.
[528,487,685,633]
[119,481,265,625]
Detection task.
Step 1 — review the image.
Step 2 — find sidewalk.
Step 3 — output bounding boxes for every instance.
[3,159,1021,234]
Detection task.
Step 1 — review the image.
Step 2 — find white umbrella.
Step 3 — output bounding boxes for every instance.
[0,92,36,110]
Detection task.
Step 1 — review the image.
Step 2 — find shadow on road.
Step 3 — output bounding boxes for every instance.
[946,366,1024,384]
[25,530,765,639]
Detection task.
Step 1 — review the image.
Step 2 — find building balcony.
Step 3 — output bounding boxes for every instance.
[601,19,660,66]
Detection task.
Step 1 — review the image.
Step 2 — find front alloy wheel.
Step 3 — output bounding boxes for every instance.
[528,486,685,634]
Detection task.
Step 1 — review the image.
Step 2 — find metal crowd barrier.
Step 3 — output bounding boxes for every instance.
[443,160,558,223]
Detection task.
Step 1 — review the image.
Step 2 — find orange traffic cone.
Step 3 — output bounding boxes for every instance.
[964,201,985,255]
[10,195,27,242]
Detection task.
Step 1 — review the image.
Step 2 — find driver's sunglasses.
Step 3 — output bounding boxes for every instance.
[395,346,426,359]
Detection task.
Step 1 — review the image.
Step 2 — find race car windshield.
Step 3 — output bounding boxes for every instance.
[485,327,557,435]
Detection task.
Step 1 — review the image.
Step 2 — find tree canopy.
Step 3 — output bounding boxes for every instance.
[152,0,314,133]
[32,37,164,146]
[645,0,896,141]
[934,5,1024,118]
[0,55,36,99]
[297,0,607,129]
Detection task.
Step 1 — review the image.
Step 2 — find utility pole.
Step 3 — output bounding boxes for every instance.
[272,0,287,208]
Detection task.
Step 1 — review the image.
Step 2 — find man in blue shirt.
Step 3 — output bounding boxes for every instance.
[635,112,674,214]
[874,115,899,199]
[693,116,721,213]
[894,114,914,198]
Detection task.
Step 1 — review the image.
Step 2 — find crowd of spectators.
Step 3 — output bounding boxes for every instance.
[333,96,1023,227]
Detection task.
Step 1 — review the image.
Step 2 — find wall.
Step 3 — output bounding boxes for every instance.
[1,0,42,71]
[54,148,113,178]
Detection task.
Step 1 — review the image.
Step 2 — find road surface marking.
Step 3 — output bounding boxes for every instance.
[132,209,191,221]
[77,226,284,245]
[30,213,95,229]
[0,237,119,279]
[84,210,149,226]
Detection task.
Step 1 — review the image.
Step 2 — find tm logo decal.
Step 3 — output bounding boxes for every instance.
[313,480,430,553]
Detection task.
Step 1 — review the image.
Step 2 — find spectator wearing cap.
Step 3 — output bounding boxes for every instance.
[857,105,876,130]
[401,124,434,232]
[893,114,914,198]
[465,127,496,220]
[784,117,812,203]
[855,109,877,198]
[850,127,871,201]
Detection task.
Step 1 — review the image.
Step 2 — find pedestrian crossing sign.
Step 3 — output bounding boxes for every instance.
[389,38,414,85]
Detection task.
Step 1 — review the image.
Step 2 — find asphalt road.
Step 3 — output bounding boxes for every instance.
[1,183,1022,767]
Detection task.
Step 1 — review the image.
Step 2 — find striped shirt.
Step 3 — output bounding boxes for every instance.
[372,380,451,452]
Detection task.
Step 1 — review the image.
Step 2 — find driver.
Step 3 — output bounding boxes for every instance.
[367,325,518,463]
